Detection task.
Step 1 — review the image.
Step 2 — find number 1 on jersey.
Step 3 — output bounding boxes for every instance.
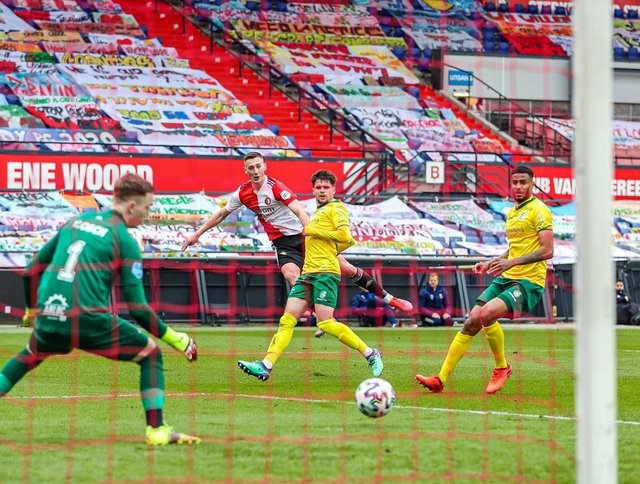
[58,240,86,283]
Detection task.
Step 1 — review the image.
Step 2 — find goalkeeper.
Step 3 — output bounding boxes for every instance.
[0,174,200,446]
[237,170,383,381]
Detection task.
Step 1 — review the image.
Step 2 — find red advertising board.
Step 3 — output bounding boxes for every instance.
[0,153,345,193]
[533,165,640,201]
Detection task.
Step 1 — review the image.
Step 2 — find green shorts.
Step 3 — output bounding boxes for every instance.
[30,313,152,362]
[477,276,545,317]
[288,273,340,309]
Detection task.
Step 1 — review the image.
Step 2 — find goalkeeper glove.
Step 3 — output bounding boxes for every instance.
[161,327,198,361]
[22,307,37,328]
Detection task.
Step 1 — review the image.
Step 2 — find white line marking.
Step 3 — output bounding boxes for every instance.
[4,391,640,427]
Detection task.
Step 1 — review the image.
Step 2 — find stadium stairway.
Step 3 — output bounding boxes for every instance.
[119,0,361,159]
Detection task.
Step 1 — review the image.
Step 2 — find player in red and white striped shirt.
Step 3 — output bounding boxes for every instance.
[182,152,413,315]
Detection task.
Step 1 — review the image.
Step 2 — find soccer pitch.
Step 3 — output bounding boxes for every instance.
[0,325,638,483]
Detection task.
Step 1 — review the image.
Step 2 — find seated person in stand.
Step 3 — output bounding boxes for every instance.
[419,272,454,327]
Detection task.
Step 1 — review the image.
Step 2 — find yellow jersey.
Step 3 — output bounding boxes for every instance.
[303,200,354,275]
[502,196,553,288]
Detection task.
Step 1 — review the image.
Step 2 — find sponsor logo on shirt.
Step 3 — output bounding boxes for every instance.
[42,294,69,321]
[281,190,291,200]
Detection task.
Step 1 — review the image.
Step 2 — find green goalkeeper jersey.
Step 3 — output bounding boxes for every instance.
[24,210,165,337]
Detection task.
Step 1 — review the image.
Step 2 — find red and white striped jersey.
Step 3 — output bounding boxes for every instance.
[225,176,303,240]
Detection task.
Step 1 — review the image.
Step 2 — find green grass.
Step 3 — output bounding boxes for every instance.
[0,325,639,483]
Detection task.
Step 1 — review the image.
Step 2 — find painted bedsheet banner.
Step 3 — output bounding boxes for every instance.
[0,3,36,32]
[410,199,505,234]
[614,18,640,50]
[483,12,572,56]
[3,71,86,97]
[232,20,407,49]
[0,30,83,42]
[538,118,640,148]
[15,10,91,23]
[0,51,57,74]
[316,83,504,158]
[317,84,422,110]
[299,196,457,255]
[20,95,121,131]
[0,41,43,53]
[194,4,257,24]
[55,53,190,69]
[12,0,82,10]
[394,12,482,52]
[34,20,144,37]
[57,66,293,154]
[0,191,77,234]
[261,42,419,84]
[86,34,162,46]
[262,10,379,28]
[0,105,45,128]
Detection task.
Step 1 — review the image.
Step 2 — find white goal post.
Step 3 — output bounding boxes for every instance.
[573,0,618,483]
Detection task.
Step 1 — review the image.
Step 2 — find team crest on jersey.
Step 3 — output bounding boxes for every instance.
[513,289,522,299]
[264,196,272,206]
[42,294,69,321]
[131,262,143,280]
[519,211,528,220]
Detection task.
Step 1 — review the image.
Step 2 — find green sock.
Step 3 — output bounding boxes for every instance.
[140,351,165,412]
[0,348,40,395]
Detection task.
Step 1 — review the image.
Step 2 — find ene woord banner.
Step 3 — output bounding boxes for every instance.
[0,153,345,193]
[528,165,640,201]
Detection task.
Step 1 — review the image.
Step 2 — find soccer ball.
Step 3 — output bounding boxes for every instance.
[355,378,396,418]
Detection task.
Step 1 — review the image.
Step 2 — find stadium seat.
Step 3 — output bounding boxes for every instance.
[483,40,496,52]
[554,6,567,15]
[514,3,525,13]
[527,4,538,14]
[246,1,258,11]
[417,57,430,71]
[379,15,392,27]
[252,114,264,124]
[614,47,626,60]
[629,47,640,60]
[498,41,510,54]
[381,25,393,36]
[483,26,497,41]
[267,125,279,135]
[275,1,287,12]
[498,2,509,13]
[392,46,407,60]
[614,8,625,18]
[541,5,552,14]
[485,1,496,12]
[628,9,639,19]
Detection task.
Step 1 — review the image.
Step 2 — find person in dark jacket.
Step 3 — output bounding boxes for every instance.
[616,279,640,325]
[351,287,398,327]
[419,272,453,327]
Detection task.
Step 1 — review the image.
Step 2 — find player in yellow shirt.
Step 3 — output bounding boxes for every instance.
[237,170,384,381]
[416,164,554,394]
